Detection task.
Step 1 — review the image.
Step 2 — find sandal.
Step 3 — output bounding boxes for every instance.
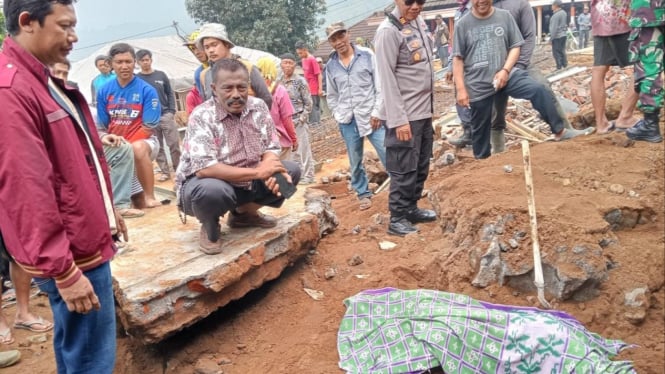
[359,197,372,211]
[14,317,53,333]
[0,328,13,345]
[119,208,145,218]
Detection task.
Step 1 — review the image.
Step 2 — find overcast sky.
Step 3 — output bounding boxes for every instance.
[69,0,390,61]
[70,0,198,61]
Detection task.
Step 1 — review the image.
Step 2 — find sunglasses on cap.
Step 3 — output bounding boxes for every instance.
[405,0,426,5]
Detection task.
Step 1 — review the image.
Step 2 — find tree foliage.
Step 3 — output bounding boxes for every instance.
[0,11,6,47]
[185,0,326,55]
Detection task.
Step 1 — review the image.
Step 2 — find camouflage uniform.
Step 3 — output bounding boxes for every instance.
[628,0,664,113]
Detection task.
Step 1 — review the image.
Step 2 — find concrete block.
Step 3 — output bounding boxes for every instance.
[112,188,337,343]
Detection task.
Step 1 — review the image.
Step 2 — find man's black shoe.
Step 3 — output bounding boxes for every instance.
[388,217,419,237]
[406,208,437,223]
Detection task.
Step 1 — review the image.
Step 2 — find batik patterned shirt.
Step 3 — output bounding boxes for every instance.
[175,96,280,191]
[279,74,312,127]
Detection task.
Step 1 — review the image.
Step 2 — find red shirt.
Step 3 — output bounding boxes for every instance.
[0,38,116,288]
[301,54,321,95]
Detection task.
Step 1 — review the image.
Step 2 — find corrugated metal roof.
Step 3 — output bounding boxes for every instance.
[315,1,461,59]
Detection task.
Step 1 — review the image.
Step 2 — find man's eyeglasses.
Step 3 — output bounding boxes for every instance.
[404,0,426,5]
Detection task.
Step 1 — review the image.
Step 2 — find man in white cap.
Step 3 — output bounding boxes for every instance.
[195,23,272,108]
[325,21,386,211]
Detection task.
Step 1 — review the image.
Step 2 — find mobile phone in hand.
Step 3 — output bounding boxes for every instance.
[273,173,297,198]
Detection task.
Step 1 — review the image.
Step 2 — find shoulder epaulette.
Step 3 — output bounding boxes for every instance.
[385,11,406,31]
[0,61,18,88]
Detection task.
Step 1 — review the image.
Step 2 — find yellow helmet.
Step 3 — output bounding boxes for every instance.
[256,56,277,82]
[184,29,200,46]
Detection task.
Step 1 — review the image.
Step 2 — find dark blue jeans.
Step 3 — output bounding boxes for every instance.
[36,262,116,374]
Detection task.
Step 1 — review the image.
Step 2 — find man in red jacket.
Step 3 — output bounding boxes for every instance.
[0,1,126,373]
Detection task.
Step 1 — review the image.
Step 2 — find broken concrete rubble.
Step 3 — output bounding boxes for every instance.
[112,188,338,343]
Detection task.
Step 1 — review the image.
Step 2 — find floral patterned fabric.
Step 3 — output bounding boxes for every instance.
[337,288,636,374]
[590,0,632,36]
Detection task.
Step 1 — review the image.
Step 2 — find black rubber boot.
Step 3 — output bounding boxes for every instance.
[627,112,663,143]
[449,123,472,147]
[388,216,419,237]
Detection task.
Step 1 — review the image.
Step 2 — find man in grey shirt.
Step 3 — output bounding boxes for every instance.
[453,0,589,159]
[375,0,437,237]
[136,49,180,182]
[490,0,580,153]
[549,0,568,69]
[325,21,386,211]
[577,5,591,49]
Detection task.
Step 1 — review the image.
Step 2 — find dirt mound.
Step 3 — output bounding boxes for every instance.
[106,130,664,374]
[7,45,664,374]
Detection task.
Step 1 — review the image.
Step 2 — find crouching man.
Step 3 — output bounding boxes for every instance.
[176,59,301,254]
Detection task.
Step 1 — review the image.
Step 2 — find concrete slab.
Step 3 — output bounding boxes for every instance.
[112,187,337,344]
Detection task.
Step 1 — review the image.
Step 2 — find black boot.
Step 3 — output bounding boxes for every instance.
[406,208,437,223]
[627,112,663,143]
[388,216,419,236]
[449,123,472,147]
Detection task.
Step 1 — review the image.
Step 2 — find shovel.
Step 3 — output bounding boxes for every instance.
[521,140,552,309]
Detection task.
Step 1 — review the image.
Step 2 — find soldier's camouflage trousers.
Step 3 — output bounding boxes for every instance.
[629,26,664,114]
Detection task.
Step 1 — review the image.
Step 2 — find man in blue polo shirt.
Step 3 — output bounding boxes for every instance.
[97,43,162,210]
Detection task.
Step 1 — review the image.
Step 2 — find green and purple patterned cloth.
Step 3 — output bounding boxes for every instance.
[337,288,636,374]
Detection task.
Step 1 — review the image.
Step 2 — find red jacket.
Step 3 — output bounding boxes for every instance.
[0,38,116,288]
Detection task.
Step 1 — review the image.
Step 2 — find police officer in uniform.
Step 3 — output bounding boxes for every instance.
[375,0,436,236]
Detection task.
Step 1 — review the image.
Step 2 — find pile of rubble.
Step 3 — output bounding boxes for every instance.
[433,63,635,155]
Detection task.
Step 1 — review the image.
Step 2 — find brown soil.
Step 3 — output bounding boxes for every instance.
[4,49,664,374]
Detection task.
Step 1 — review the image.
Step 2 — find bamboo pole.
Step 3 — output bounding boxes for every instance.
[521,140,552,309]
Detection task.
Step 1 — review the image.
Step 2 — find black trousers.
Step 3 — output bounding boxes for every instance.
[181,160,301,241]
[470,95,496,159]
[551,37,568,69]
[385,118,433,217]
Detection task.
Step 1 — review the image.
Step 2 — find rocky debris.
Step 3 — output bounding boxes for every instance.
[363,152,389,185]
[217,357,232,365]
[608,184,625,194]
[603,207,655,231]
[348,255,364,266]
[194,356,223,374]
[379,241,397,251]
[324,268,336,280]
[372,213,386,225]
[625,287,650,308]
[622,285,651,325]
[351,225,361,235]
[503,165,513,173]
[320,176,330,184]
[508,239,519,249]
[434,151,456,168]
[303,288,324,300]
[305,189,339,236]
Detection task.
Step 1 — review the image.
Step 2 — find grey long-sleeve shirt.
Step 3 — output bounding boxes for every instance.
[494,0,537,69]
[550,9,568,39]
[374,7,434,128]
[325,45,382,137]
